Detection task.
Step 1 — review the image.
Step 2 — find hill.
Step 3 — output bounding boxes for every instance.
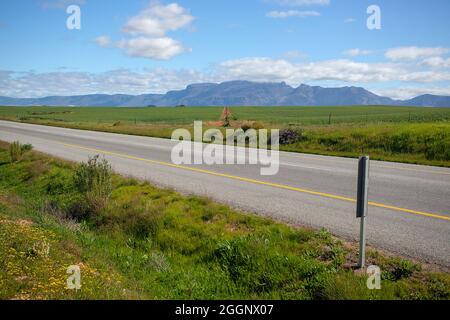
[1,81,449,107]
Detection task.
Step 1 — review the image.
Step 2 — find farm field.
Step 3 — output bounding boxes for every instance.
[1,106,450,125]
[0,106,449,167]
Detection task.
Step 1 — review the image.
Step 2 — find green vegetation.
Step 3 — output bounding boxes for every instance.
[8,141,33,163]
[1,105,450,166]
[1,106,449,125]
[281,123,450,166]
[72,155,113,220]
[0,141,449,300]
[9,141,23,162]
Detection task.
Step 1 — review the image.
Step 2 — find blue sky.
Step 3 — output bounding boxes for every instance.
[1,0,450,99]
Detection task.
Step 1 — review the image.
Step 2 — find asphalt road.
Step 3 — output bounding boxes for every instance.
[1,120,449,266]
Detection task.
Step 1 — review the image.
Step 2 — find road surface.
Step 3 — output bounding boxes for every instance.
[1,120,449,266]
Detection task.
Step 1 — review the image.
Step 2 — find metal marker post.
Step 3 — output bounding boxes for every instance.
[356,156,370,268]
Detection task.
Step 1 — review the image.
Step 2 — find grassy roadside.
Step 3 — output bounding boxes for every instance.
[0,140,449,300]
[1,106,449,167]
[281,122,450,167]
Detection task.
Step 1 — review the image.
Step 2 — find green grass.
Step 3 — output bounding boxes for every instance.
[282,123,450,166]
[0,141,449,300]
[1,106,449,125]
[1,106,450,167]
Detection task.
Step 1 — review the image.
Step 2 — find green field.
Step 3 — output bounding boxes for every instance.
[1,105,450,125]
[1,106,450,167]
[1,141,449,300]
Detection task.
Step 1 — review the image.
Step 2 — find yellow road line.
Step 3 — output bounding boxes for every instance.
[58,141,450,222]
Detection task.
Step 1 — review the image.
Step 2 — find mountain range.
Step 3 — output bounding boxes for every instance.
[0,81,449,107]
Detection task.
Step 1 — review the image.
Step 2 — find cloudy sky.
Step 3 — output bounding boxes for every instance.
[1,0,450,99]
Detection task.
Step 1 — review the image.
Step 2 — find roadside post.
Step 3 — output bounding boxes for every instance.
[356,156,370,268]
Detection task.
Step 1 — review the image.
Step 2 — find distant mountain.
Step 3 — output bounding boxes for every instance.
[279,84,395,106]
[402,94,450,107]
[1,81,449,107]
[154,81,295,106]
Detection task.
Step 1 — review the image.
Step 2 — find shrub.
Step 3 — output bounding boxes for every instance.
[71,155,112,219]
[9,141,23,162]
[21,144,33,152]
[45,170,73,195]
[279,129,305,145]
[74,155,112,194]
[9,142,34,162]
[65,194,92,221]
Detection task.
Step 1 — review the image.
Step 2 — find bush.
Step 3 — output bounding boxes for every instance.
[279,129,305,145]
[71,155,112,219]
[9,141,22,162]
[21,144,33,152]
[9,141,33,162]
[65,195,92,221]
[45,170,73,195]
[74,155,112,194]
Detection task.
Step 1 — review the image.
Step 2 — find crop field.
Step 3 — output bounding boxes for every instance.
[1,105,449,167]
[1,105,450,125]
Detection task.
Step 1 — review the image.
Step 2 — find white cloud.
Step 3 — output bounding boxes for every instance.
[96,2,194,60]
[266,10,320,18]
[344,18,355,23]
[217,57,450,88]
[117,37,186,60]
[374,86,450,100]
[398,70,450,82]
[218,57,411,83]
[273,0,330,6]
[385,47,450,61]
[343,49,372,57]
[3,56,450,99]
[422,56,450,68]
[0,69,215,98]
[123,2,194,37]
[95,36,111,48]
